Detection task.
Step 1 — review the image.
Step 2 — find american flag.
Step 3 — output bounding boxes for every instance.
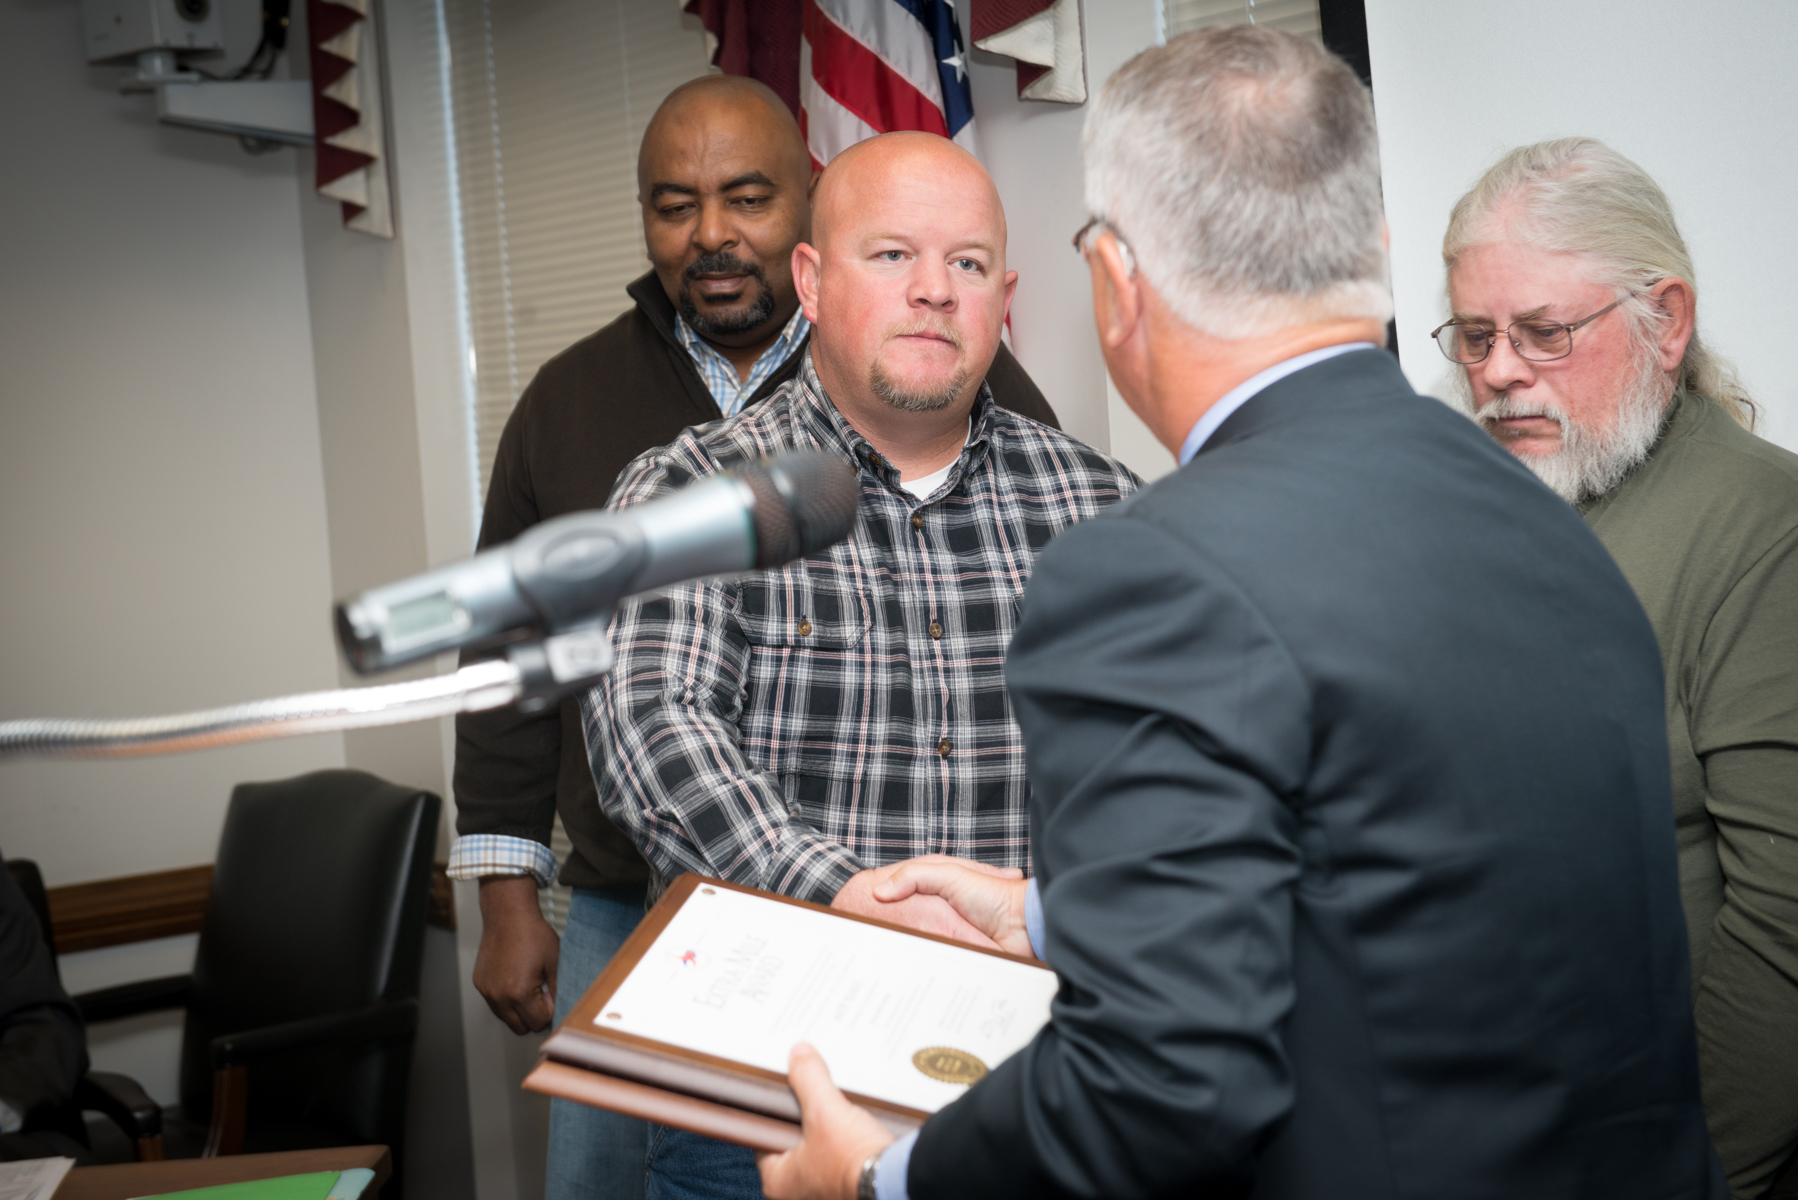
[798,0,979,168]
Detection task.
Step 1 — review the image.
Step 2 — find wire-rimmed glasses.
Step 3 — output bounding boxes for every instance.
[1430,296,1629,364]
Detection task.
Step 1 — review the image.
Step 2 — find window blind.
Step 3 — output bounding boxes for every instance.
[443,1,710,923]
[444,0,712,502]
[1165,0,1322,40]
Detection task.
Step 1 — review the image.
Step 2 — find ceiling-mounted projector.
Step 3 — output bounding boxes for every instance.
[81,0,313,147]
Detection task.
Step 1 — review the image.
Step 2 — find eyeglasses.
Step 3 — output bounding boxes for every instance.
[1430,296,1629,365]
[1071,216,1137,277]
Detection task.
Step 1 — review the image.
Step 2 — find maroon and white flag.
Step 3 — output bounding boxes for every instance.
[970,0,1086,104]
[307,0,393,238]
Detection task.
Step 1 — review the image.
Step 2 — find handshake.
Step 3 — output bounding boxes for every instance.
[828,854,1036,960]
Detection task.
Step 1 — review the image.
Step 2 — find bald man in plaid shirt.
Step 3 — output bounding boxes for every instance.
[585,134,1135,985]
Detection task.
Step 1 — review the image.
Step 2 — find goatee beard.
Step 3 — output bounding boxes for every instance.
[868,324,967,413]
[678,252,777,338]
[869,363,967,412]
[1455,349,1671,504]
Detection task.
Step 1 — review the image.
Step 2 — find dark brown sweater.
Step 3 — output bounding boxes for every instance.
[453,271,1060,890]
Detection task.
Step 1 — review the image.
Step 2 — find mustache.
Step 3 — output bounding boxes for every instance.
[682,252,767,286]
[884,319,963,350]
[1471,393,1570,428]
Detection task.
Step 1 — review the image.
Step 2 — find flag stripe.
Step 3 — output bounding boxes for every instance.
[804,1,950,140]
[811,0,945,111]
[799,33,882,167]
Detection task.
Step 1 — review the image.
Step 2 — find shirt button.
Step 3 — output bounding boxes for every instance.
[937,737,952,757]
[929,620,942,640]
[911,513,923,530]
[797,620,813,636]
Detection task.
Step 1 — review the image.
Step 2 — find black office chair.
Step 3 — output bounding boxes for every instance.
[71,770,440,1195]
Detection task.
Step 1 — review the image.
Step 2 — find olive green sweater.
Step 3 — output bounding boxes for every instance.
[1580,390,1798,1198]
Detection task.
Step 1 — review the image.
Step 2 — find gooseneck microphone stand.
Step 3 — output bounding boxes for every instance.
[0,450,859,762]
[0,621,617,760]
[0,659,525,760]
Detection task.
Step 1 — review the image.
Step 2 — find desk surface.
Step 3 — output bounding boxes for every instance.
[58,1145,390,1200]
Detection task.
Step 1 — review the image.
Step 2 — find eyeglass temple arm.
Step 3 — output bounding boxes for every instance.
[1564,295,1629,333]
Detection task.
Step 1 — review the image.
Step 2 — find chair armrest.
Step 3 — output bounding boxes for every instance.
[209,999,419,1069]
[77,1071,162,1139]
[74,975,193,1024]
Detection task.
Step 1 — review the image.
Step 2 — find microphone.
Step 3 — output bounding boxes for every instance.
[335,450,858,675]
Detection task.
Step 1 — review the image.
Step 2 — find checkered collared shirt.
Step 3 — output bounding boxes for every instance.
[675,306,811,417]
[582,352,1139,905]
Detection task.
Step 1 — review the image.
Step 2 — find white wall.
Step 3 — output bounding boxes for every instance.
[0,0,345,881]
[968,0,1176,481]
[0,0,346,1101]
[0,5,479,1192]
[1366,0,1798,453]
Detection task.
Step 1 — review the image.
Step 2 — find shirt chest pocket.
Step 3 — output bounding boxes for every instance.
[732,557,875,780]
[733,557,874,650]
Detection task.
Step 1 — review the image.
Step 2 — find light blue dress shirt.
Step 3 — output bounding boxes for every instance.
[674,306,812,417]
[1176,342,1378,465]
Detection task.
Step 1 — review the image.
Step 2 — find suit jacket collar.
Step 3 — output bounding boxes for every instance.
[1198,347,1410,457]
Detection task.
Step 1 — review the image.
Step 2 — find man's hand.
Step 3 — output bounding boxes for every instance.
[473,875,560,1034]
[757,1043,895,1200]
[872,858,1035,959]
[831,856,1021,950]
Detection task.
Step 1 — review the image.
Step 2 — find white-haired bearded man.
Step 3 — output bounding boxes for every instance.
[1440,137,1798,1198]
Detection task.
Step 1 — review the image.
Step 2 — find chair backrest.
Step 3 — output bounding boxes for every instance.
[179,770,440,1147]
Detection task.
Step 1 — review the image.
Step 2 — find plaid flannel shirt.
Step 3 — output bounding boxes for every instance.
[581,352,1139,905]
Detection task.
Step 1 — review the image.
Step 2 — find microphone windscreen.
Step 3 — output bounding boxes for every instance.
[741,451,859,569]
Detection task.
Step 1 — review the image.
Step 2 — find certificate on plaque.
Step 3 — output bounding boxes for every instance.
[523,874,1057,1150]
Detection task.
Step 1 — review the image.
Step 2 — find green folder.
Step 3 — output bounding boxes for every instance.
[135,1167,376,1200]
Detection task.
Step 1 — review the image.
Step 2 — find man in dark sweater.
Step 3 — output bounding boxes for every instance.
[448,74,1057,1200]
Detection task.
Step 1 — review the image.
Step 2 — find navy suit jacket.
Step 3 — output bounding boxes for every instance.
[908,350,1721,1199]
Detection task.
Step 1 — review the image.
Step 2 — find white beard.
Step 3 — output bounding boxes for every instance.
[1454,352,1671,504]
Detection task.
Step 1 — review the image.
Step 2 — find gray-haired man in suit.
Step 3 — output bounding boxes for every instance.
[756,26,1722,1200]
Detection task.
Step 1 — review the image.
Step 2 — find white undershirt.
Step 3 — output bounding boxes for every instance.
[897,420,972,499]
[899,461,953,498]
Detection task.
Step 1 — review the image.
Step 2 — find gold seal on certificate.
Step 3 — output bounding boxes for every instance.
[911,1046,989,1085]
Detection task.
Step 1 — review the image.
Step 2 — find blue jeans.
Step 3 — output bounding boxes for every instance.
[547,886,650,1200]
[645,1125,762,1200]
